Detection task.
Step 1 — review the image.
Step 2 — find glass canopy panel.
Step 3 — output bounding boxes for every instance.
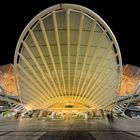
[14,4,122,110]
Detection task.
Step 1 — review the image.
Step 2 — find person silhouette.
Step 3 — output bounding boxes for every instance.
[110,111,114,123]
[106,113,111,124]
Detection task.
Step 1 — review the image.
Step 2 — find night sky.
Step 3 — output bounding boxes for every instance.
[0,0,139,66]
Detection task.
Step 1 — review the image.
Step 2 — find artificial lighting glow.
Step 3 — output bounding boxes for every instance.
[14,4,122,111]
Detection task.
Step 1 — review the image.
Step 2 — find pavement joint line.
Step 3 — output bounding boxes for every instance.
[0,130,140,139]
[0,130,140,132]
[122,131,140,139]
[0,131,13,136]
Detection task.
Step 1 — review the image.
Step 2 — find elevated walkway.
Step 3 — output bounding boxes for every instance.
[0,94,20,104]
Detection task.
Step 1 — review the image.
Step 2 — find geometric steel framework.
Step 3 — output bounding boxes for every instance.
[14,4,122,110]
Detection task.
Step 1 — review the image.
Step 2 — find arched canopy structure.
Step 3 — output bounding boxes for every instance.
[14,4,122,111]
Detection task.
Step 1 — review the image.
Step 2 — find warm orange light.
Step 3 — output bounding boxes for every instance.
[0,64,17,95]
[119,64,140,96]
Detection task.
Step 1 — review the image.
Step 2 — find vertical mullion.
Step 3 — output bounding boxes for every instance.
[67,10,70,98]
[19,75,48,104]
[39,19,64,103]
[72,13,84,100]
[88,67,117,101]
[53,11,67,100]
[22,41,55,101]
[79,32,105,100]
[29,29,60,103]
[82,40,112,100]
[95,83,117,104]
[75,21,96,102]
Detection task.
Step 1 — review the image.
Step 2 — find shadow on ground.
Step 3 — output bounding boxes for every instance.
[38,131,96,140]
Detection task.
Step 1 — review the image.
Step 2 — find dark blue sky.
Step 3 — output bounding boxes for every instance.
[0,0,139,66]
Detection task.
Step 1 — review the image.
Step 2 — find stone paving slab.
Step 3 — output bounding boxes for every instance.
[0,118,140,140]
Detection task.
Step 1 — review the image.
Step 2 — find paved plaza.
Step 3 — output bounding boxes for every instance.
[0,118,140,140]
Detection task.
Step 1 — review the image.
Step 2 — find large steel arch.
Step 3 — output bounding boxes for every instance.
[14,4,122,110]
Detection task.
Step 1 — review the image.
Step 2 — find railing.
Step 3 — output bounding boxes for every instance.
[0,93,20,103]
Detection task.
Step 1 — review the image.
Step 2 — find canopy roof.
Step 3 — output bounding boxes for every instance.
[14,4,122,110]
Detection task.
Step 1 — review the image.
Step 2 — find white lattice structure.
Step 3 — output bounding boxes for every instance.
[14,4,122,110]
